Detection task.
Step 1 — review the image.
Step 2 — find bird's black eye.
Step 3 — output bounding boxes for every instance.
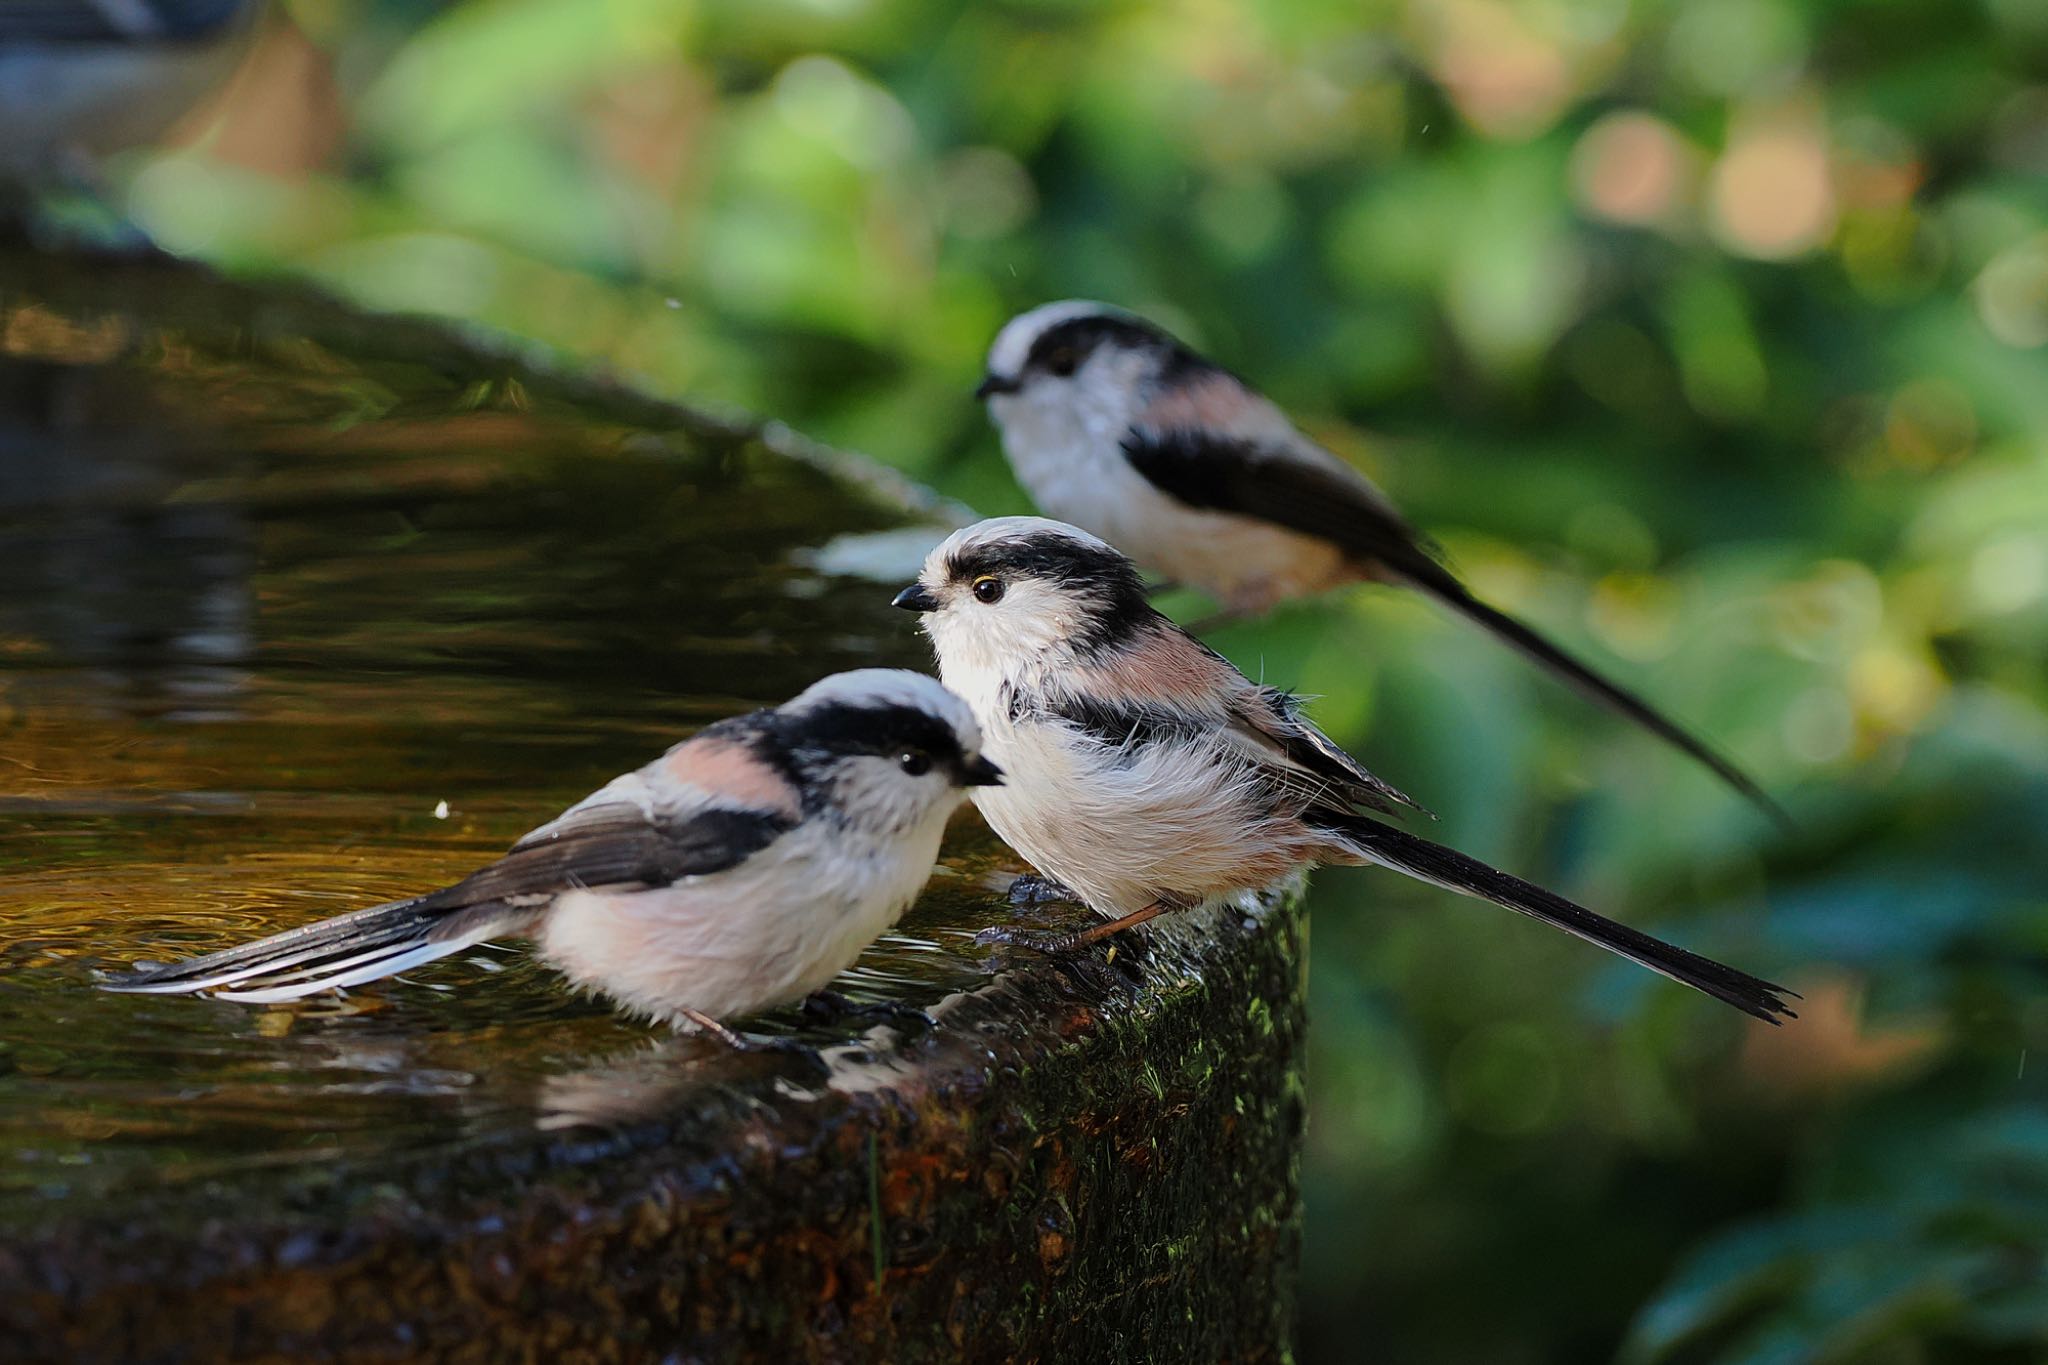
[971,575,1005,604]
[898,750,932,776]
[1043,346,1080,378]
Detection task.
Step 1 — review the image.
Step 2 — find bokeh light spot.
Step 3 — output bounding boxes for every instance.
[1709,109,1836,260]
[772,55,915,171]
[938,147,1038,241]
[1969,535,2048,616]
[1418,0,1582,141]
[1884,379,1978,469]
[1973,236,2048,348]
[1668,0,1808,98]
[1196,171,1290,262]
[1783,685,1855,763]
[1571,111,1692,228]
[1770,561,1885,663]
[1587,571,1681,663]
[1847,645,1944,739]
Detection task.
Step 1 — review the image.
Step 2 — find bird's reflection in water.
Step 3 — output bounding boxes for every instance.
[532,1013,943,1133]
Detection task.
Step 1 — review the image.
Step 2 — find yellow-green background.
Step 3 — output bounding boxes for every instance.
[115,1,2048,1358]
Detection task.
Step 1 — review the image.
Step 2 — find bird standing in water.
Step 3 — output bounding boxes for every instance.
[105,670,1003,1043]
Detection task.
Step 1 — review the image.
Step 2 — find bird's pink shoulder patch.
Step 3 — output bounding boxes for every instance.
[662,737,803,819]
[1076,627,1242,709]
[1138,370,1264,434]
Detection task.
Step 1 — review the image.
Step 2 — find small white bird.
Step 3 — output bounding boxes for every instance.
[103,669,1002,1042]
[975,300,1785,824]
[893,517,1793,1023]
[0,0,260,183]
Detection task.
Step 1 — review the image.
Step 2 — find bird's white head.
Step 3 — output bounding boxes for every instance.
[892,518,1154,684]
[772,669,1000,834]
[976,301,1210,452]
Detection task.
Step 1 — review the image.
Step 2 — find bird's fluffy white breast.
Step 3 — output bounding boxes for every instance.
[938,655,1312,916]
[970,714,1313,916]
[536,805,948,1025]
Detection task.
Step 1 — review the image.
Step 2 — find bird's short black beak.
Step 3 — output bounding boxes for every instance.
[962,755,1004,787]
[892,583,939,612]
[974,373,1017,400]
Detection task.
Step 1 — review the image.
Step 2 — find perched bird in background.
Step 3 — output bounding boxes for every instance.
[975,300,1786,824]
[0,0,259,184]
[893,517,1794,1023]
[104,670,1003,1042]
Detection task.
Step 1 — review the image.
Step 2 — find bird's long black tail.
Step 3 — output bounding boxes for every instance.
[1402,572,1790,828]
[100,895,516,1003]
[1318,809,1796,1023]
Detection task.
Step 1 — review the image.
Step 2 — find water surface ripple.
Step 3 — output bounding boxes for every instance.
[0,265,1063,1223]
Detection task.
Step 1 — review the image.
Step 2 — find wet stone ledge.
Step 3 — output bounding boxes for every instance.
[4,897,1305,1364]
[0,244,1304,1363]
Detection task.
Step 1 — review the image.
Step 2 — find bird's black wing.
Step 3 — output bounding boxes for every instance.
[1236,687,1429,818]
[1123,428,1789,825]
[1123,427,1448,583]
[1030,681,1425,820]
[1030,690,1210,750]
[423,802,797,910]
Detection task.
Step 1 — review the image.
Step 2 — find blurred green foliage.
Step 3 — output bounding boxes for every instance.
[118,0,2048,1358]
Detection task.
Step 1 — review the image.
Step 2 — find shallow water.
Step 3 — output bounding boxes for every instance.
[0,256,1040,1222]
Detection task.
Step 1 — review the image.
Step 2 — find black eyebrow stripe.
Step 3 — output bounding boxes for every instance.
[1022,315,1225,385]
[741,701,974,808]
[1026,315,1165,361]
[942,538,1142,589]
[779,702,967,763]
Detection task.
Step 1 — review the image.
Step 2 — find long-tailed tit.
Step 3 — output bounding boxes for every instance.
[975,301,1785,824]
[0,0,259,182]
[893,518,1794,1023]
[104,670,1003,1041]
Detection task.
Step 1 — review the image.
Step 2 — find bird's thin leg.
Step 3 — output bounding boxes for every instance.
[680,1008,816,1055]
[976,901,1169,956]
[679,1008,755,1049]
